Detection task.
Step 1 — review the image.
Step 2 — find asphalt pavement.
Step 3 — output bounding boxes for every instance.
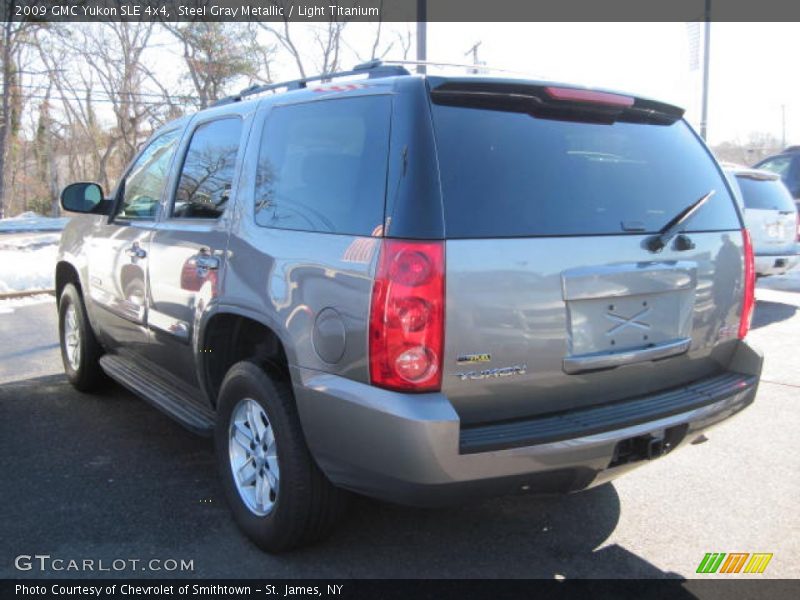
[1,277,798,579]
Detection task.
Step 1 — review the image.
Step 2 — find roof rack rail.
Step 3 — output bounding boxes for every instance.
[212,60,410,107]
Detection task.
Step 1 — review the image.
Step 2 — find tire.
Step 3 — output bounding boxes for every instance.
[58,283,106,392]
[215,361,349,552]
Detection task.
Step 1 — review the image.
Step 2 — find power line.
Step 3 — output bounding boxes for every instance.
[5,92,192,107]
[11,82,200,102]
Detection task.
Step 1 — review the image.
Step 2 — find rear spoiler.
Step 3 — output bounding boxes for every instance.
[732,169,781,182]
[429,80,684,125]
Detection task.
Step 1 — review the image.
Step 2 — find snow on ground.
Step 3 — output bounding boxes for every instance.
[0,232,60,294]
[0,293,54,314]
[0,211,69,233]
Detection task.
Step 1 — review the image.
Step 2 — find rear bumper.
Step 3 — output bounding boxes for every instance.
[754,250,800,276]
[292,341,762,506]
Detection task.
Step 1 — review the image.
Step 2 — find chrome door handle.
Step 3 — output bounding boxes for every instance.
[125,243,147,259]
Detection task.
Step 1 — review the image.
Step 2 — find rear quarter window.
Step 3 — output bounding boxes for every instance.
[431,104,741,238]
[254,95,391,236]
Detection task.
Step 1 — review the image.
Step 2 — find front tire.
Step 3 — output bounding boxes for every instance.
[58,283,106,392]
[215,361,349,552]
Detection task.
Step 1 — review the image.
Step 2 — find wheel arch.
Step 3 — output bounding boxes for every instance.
[55,260,82,301]
[197,305,294,407]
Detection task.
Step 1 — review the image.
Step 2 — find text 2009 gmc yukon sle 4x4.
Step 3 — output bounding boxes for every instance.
[56,61,762,551]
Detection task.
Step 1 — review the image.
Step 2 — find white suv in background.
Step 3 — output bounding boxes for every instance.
[727,167,800,276]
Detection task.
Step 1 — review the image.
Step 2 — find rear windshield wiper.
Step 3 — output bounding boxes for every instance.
[647,189,715,252]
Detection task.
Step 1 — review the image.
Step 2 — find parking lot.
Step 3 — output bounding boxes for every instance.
[1,275,798,579]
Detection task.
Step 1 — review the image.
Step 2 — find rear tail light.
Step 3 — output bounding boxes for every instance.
[738,229,756,339]
[369,240,444,392]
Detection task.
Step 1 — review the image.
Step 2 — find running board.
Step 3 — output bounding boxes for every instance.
[99,355,215,435]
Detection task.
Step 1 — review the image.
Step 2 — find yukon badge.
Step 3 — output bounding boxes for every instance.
[457,353,492,365]
[457,365,527,381]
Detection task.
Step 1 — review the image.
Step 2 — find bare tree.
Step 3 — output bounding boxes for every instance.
[347,21,414,65]
[311,20,347,75]
[259,2,349,78]
[259,2,308,78]
[33,83,61,215]
[35,21,176,189]
[35,26,117,190]
[164,23,263,108]
[78,22,158,169]
[396,26,413,60]
[0,17,38,218]
[712,132,783,167]
[246,24,277,85]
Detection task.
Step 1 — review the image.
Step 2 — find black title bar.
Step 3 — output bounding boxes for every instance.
[4,0,800,23]
[4,579,800,600]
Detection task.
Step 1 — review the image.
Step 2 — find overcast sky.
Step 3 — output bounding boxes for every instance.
[110,21,800,148]
[421,22,799,147]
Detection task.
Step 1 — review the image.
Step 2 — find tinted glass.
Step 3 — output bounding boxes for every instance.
[736,176,796,211]
[255,96,390,235]
[431,105,741,238]
[756,156,792,178]
[173,118,242,219]
[119,130,180,220]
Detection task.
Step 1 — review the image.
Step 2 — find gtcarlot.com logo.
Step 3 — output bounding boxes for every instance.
[696,552,773,574]
[14,554,194,573]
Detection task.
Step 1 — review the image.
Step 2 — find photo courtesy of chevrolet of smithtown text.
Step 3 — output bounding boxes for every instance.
[1,1,799,599]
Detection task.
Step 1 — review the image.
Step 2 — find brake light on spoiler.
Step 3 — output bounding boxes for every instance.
[544,86,635,108]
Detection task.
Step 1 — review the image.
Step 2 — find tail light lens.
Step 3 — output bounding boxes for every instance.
[369,240,444,392]
[738,229,756,339]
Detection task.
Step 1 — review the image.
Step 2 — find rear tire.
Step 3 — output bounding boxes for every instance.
[215,361,349,552]
[58,283,106,392]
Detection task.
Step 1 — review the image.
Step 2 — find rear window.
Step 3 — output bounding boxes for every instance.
[430,104,741,238]
[254,96,391,236]
[756,156,793,178]
[736,176,796,211]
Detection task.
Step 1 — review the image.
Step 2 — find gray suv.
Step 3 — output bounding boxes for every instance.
[56,61,762,551]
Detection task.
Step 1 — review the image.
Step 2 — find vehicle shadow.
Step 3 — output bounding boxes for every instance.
[0,374,687,582]
[751,300,797,330]
[295,487,686,580]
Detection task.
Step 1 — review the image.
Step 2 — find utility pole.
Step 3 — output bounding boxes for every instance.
[700,0,711,141]
[464,41,482,74]
[416,0,427,74]
[781,104,786,149]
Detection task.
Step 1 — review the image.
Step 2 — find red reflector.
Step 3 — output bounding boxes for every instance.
[369,240,444,392]
[544,86,634,107]
[738,229,756,339]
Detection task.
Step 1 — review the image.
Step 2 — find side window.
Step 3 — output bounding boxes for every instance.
[172,118,243,219]
[118,130,180,220]
[757,156,792,178]
[789,158,800,192]
[254,96,391,235]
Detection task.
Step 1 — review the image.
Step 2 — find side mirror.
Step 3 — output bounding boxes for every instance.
[60,182,110,214]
